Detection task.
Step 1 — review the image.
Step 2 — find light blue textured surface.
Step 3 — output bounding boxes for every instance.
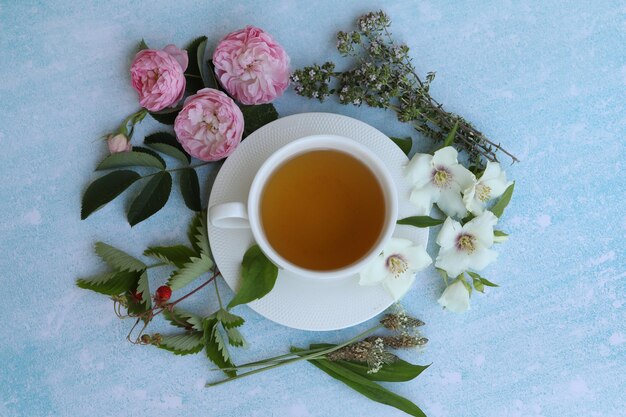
[1,1,625,416]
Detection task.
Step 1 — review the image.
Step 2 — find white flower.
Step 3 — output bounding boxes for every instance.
[463,162,512,215]
[359,238,432,301]
[406,146,475,218]
[437,279,470,312]
[107,133,131,154]
[434,211,498,278]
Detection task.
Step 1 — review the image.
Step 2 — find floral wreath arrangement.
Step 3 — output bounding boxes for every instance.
[77,11,516,417]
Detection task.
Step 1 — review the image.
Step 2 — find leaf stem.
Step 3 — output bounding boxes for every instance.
[212,347,329,371]
[184,73,203,79]
[140,161,212,180]
[206,324,384,386]
[151,270,220,318]
[214,279,223,309]
[146,262,167,269]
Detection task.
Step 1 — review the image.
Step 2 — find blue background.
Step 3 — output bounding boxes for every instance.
[1,1,625,416]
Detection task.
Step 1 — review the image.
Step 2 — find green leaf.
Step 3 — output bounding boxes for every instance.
[185,36,208,93]
[127,171,172,226]
[490,182,515,218]
[96,150,165,170]
[467,271,499,287]
[216,308,245,329]
[390,137,412,156]
[136,271,152,307]
[240,104,279,138]
[188,211,211,257]
[157,332,204,355]
[81,170,141,219]
[459,277,472,295]
[76,270,141,295]
[144,245,196,268]
[227,245,278,309]
[397,216,444,228]
[308,344,429,382]
[138,39,149,51]
[494,230,509,237]
[293,349,426,417]
[149,108,180,125]
[144,132,190,163]
[132,146,166,168]
[167,254,213,291]
[472,277,484,293]
[203,318,236,377]
[442,120,459,148]
[94,242,146,272]
[225,326,245,347]
[163,308,204,331]
[180,168,202,211]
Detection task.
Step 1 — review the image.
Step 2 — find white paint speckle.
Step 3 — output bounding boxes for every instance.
[287,403,311,417]
[613,299,624,308]
[535,214,551,230]
[589,251,616,266]
[569,376,592,397]
[23,208,42,225]
[473,354,485,368]
[440,371,462,385]
[418,2,442,21]
[609,332,626,346]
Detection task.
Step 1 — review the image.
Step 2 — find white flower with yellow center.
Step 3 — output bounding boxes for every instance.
[406,147,476,218]
[437,279,470,312]
[434,211,498,278]
[463,161,512,215]
[359,238,432,301]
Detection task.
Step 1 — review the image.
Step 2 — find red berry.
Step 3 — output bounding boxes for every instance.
[132,290,143,302]
[155,285,172,303]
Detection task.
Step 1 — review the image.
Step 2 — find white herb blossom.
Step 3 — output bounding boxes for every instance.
[437,279,470,312]
[406,146,475,218]
[359,238,432,300]
[435,211,498,278]
[463,161,512,215]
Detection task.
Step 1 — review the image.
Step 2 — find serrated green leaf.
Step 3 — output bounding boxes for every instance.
[187,211,211,258]
[390,137,412,156]
[163,308,204,331]
[76,270,140,295]
[96,150,165,170]
[308,344,429,382]
[127,171,172,226]
[187,212,203,255]
[180,168,202,211]
[167,254,213,291]
[203,318,236,377]
[292,348,426,417]
[490,182,515,218]
[81,170,141,219]
[132,146,166,169]
[240,104,279,138]
[397,216,444,228]
[144,245,196,268]
[138,39,149,51]
[227,245,278,309]
[144,132,190,162]
[136,271,151,306]
[149,108,180,125]
[94,242,146,272]
[494,230,509,237]
[442,121,459,148]
[216,308,244,329]
[225,326,245,347]
[157,333,204,355]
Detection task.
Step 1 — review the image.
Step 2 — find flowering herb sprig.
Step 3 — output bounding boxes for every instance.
[291,10,518,164]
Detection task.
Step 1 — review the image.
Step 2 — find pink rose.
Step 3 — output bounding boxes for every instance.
[130,45,189,112]
[174,88,244,161]
[213,26,290,105]
[107,133,131,153]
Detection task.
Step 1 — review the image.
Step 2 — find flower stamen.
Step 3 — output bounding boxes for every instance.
[432,167,452,188]
[476,184,492,202]
[456,233,476,253]
[386,255,408,277]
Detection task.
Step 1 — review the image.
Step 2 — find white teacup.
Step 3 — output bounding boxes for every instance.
[209,134,398,280]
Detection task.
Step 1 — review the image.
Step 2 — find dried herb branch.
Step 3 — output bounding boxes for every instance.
[291,10,518,164]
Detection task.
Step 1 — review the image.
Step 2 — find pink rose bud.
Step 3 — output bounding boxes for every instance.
[213,26,290,105]
[107,133,132,154]
[130,45,188,112]
[174,88,244,161]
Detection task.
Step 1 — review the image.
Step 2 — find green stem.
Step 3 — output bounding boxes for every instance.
[213,347,328,371]
[146,262,167,269]
[184,73,202,79]
[140,161,212,180]
[214,278,223,309]
[206,324,384,387]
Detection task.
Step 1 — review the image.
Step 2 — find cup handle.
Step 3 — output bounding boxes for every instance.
[209,202,251,229]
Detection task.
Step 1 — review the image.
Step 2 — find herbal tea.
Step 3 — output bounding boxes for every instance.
[260,149,386,270]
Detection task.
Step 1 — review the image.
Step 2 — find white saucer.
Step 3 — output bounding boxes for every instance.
[207,112,428,331]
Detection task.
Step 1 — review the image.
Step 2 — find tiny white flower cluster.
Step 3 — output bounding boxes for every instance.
[404,146,513,312]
